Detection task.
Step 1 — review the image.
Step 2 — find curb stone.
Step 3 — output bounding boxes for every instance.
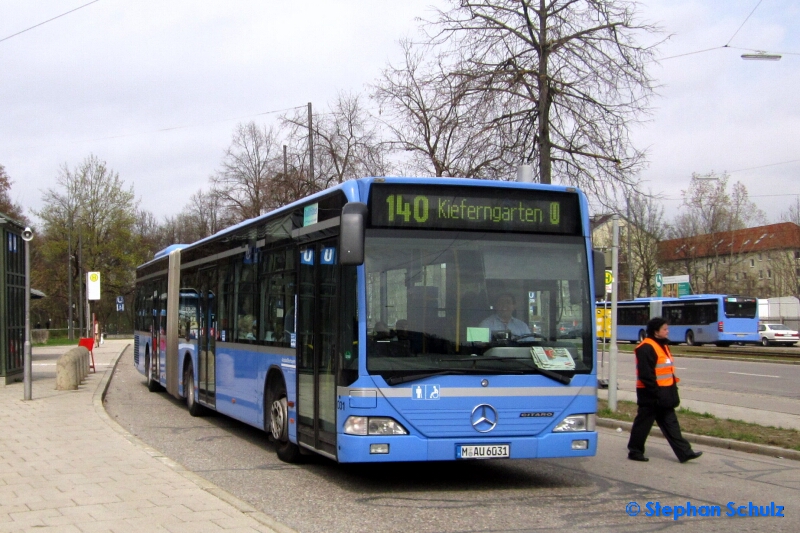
[597,417,800,461]
[94,343,299,533]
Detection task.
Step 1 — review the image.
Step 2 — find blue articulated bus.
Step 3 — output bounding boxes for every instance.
[616,294,759,346]
[134,177,605,463]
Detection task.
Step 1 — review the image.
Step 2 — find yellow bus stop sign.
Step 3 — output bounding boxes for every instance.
[604,270,613,294]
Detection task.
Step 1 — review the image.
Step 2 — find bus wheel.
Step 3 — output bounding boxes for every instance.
[146,350,160,392]
[269,383,301,463]
[685,330,696,346]
[638,330,646,343]
[184,364,204,417]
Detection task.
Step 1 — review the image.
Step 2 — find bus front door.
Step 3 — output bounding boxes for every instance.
[296,240,339,459]
[197,268,216,408]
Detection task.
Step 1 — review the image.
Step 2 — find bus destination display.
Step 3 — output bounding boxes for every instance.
[369,184,580,234]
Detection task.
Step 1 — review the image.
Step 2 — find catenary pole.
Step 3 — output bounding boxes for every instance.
[307,103,314,185]
[68,219,73,340]
[608,215,620,411]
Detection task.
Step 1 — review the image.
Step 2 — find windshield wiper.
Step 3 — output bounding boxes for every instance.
[533,366,572,385]
[475,357,573,385]
[385,370,477,385]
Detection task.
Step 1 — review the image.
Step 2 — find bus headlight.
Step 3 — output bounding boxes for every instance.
[553,414,595,432]
[344,416,408,435]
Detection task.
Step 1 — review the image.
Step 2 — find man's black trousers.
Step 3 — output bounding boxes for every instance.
[627,402,693,461]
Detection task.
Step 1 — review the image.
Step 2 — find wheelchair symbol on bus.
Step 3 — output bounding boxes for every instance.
[412,384,440,400]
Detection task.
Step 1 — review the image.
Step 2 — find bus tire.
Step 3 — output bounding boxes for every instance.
[685,330,696,346]
[638,330,646,343]
[268,380,301,463]
[146,349,161,392]
[184,364,204,417]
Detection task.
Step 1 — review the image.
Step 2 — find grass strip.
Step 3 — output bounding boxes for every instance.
[33,337,88,347]
[598,398,800,452]
[607,344,799,363]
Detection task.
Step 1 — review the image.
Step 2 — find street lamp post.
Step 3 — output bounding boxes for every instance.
[22,226,33,401]
[68,216,74,340]
[78,228,83,337]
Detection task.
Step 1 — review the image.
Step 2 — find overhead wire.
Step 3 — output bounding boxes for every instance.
[76,105,307,144]
[725,0,764,46]
[659,0,798,61]
[0,0,103,44]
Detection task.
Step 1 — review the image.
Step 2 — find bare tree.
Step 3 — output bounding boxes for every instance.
[180,189,230,239]
[781,197,800,226]
[372,39,508,179]
[626,191,666,297]
[135,209,164,257]
[670,172,766,294]
[769,201,800,297]
[425,0,661,202]
[282,92,392,189]
[212,122,281,221]
[0,164,27,223]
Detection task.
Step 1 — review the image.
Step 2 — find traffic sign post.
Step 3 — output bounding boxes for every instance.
[655,270,663,297]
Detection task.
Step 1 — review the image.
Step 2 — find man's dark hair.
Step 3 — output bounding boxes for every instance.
[495,292,516,305]
[646,317,668,337]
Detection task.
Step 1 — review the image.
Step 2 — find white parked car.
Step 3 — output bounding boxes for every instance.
[758,323,799,346]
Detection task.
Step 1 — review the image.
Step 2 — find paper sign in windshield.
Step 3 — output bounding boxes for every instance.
[530,347,575,370]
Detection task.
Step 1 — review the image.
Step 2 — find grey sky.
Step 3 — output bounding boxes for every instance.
[1,0,798,224]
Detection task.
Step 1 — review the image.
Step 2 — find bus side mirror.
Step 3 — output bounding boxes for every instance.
[592,249,605,299]
[340,202,367,266]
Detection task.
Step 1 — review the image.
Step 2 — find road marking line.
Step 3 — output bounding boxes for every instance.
[728,372,780,378]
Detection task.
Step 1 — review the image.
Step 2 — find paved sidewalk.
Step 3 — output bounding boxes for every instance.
[597,382,800,461]
[0,339,293,533]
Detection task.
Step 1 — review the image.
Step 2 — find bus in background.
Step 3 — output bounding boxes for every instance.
[595,302,611,341]
[617,294,759,346]
[134,177,605,463]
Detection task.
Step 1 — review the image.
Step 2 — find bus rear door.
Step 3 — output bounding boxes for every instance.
[197,268,217,408]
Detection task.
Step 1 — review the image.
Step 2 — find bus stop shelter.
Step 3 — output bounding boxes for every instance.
[0,213,29,385]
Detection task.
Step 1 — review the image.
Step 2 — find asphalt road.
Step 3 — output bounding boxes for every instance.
[601,351,800,400]
[104,349,800,533]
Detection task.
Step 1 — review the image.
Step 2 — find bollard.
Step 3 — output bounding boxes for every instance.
[78,351,85,380]
[72,352,82,383]
[56,350,79,390]
[80,350,88,379]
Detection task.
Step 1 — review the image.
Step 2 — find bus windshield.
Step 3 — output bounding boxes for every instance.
[723,298,757,319]
[364,230,592,382]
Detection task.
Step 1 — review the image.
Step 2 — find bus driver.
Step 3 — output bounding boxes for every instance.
[480,293,531,337]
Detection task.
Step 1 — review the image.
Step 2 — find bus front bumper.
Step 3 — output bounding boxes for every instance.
[335,431,597,463]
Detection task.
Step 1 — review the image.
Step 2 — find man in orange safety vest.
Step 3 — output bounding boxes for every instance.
[627,317,703,463]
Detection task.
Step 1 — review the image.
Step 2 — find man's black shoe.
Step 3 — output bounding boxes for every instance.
[628,453,649,462]
[680,451,703,463]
